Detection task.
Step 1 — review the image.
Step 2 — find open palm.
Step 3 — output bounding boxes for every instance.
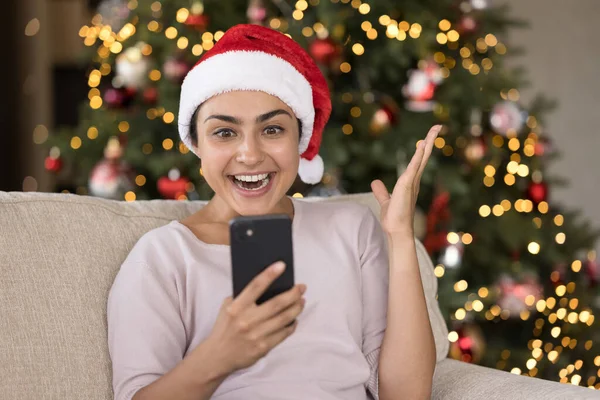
[370,125,442,237]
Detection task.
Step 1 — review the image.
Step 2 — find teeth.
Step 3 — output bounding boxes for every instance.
[234,175,270,191]
[234,173,269,182]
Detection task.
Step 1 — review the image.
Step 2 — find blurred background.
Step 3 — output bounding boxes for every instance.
[3,0,600,389]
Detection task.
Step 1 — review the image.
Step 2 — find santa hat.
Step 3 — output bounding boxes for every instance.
[178,24,332,184]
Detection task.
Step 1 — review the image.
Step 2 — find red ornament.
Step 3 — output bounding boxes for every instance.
[527,181,548,205]
[534,136,553,156]
[143,87,158,105]
[458,15,478,35]
[449,323,485,364]
[585,258,598,287]
[157,169,190,200]
[44,156,62,173]
[104,87,136,109]
[309,38,340,64]
[185,14,209,31]
[369,106,397,135]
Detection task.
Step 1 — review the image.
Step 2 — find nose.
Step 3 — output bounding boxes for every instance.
[235,133,265,166]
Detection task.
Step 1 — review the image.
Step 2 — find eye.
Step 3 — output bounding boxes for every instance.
[213,129,236,138]
[264,125,284,136]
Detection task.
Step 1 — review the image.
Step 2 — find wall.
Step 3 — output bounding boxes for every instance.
[503,0,600,254]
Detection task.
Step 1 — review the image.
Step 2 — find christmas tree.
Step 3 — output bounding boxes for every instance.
[40,0,600,389]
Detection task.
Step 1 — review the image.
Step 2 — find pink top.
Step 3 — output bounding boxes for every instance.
[107,197,389,400]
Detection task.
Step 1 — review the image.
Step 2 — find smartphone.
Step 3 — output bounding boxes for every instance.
[230,214,294,305]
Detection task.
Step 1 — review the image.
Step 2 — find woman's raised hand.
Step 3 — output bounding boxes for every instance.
[370,125,441,238]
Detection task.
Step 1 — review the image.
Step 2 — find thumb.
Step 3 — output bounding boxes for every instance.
[370,179,390,206]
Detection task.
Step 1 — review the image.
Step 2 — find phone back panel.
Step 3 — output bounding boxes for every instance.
[230,214,294,305]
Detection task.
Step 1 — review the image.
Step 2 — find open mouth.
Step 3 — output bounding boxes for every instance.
[229,172,275,191]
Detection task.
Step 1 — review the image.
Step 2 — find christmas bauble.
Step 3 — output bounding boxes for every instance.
[458,15,478,35]
[534,135,554,156]
[89,137,136,199]
[369,107,396,135]
[247,0,267,24]
[89,160,136,199]
[104,87,136,108]
[496,275,543,316]
[44,156,62,173]
[402,60,444,112]
[526,181,548,205]
[185,6,209,32]
[309,38,340,64]
[157,168,190,199]
[449,323,485,364]
[44,147,62,173]
[464,137,486,163]
[470,0,488,9]
[115,44,151,89]
[163,58,190,82]
[142,87,158,105]
[440,242,464,268]
[489,101,526,136]
[585,257,598,287]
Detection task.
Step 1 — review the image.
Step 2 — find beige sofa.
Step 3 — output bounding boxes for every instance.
[1,191,598,400]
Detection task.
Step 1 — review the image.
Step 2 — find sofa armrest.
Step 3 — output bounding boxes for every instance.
[432,358,600,400]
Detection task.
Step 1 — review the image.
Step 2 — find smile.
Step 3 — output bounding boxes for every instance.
[228,172,275,192]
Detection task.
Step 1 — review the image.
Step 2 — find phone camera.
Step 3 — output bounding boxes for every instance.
[246,229,254,237]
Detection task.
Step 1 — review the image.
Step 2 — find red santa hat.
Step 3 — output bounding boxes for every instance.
[178,24,332,184]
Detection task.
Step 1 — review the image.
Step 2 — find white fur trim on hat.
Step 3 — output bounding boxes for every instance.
[178,50,314,155]
[298,154,324,185]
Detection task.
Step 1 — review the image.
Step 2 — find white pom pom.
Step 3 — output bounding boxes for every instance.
[298,154,324,185]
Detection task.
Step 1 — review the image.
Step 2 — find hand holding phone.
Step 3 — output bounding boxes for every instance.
[204,262,306,374]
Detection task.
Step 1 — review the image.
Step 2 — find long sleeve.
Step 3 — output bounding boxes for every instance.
[357,207,390,400]
[107,258,187,400]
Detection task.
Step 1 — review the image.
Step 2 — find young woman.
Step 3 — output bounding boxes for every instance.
[107,24,438,400]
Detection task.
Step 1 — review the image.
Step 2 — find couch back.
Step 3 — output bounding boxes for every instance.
[0,191,448,400]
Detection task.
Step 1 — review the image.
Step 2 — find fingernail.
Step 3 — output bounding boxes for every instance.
[299,284,307,294]
[273,262,285,273]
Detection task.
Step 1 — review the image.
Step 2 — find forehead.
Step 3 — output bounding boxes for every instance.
[198,90,295,117]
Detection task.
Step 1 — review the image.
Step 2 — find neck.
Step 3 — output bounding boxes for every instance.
[201,194,295,224]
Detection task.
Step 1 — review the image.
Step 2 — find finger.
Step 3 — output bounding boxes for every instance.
[392,140,424,196]
[250,283,305,325]
[254,297,305,338]
[415,125,441,182]
[230,261,286,312]
[370,179,390,206]
[263,318,299,350]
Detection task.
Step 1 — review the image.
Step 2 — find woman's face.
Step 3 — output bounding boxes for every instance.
[194,90,300,216]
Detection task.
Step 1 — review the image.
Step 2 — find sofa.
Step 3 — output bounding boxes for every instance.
[1,191,598,400]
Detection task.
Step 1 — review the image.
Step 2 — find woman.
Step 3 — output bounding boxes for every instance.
[107,24,438,400]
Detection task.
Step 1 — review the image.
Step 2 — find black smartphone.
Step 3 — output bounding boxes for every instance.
[229,214,294,305]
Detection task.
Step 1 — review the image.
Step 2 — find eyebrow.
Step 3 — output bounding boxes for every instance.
[204,109,293,124]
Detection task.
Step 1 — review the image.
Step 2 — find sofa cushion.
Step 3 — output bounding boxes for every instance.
[0,191,448,400]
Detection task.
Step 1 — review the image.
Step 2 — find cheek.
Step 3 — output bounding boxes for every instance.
[198,144,231,179]
[269,140,299,169]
